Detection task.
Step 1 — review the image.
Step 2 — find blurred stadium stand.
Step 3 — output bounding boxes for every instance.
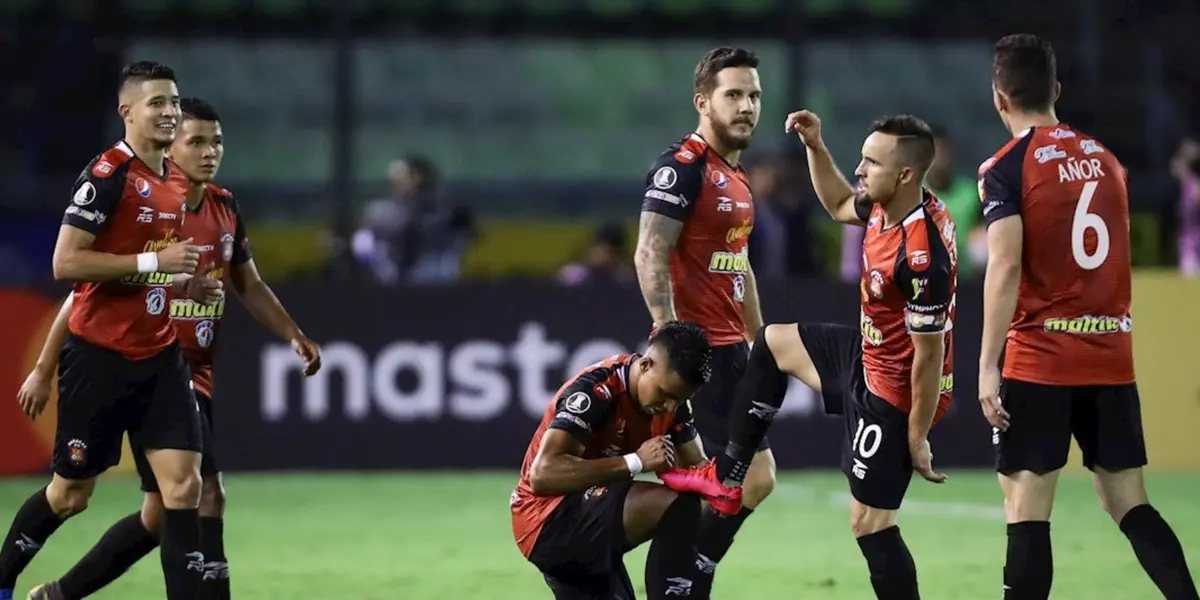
[0,0,1195,279]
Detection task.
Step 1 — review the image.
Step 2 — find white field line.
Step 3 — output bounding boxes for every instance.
[773,481,1006,521]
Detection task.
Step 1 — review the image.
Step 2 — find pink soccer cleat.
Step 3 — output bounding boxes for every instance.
[659,460,744,516]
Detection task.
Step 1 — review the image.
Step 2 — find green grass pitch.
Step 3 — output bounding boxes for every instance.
[1,471,1197,599]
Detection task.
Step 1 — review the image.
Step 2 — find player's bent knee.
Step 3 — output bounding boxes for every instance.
[999,470,1059,523]
[849,500,897,538]
[46,474,96,517]
[763,323,821,391]
[622,482,681,546]
[742,450,777,509]
[1092,467,1149,523]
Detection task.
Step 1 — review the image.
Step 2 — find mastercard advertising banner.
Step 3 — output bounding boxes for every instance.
[1,274,1197,474]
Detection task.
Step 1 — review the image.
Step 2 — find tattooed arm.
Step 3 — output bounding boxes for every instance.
[635,212,684,325]
[636,149,704,327]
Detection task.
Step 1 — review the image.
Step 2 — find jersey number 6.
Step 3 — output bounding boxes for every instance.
[1071,180,1109,270]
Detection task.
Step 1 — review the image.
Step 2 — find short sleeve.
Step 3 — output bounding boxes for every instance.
[547,384,613,443]
[640,149,706,222]
[978,141,1028,226]
[227,195,254,265]
[62,162,126,235]
[668,399,699,446]
[896,230,953,335]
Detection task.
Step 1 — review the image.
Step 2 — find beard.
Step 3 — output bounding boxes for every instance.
[712,116,756,151]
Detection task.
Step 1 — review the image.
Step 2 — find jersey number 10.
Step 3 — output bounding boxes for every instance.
[1071,181,1109,270]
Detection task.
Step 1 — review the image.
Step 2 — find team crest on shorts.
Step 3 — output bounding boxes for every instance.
[67,439,87,466]
[220,233,235,262]
[584,485,607,501]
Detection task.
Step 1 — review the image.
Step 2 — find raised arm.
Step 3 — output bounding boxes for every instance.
[785,110,870,226]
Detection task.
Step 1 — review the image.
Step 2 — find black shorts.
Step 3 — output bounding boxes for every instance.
[134,392,218,492]
[53,334,203,481]
[691,341,770,454]
[994,379,1147,474]
[527,481,635,600]
[799,323,914,511]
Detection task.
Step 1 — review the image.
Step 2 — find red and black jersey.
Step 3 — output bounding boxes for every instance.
[510,354,697,558]
[171,183,253,399]
[63,141,191,360]
[979,125,1134,386]
[641,134,755,346]
[858,193,957,422]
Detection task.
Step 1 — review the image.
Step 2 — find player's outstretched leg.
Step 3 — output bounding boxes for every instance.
[714,326,791,486]
[0,477,92,599]
[1095,468,1199,600]
[623,484,703,600]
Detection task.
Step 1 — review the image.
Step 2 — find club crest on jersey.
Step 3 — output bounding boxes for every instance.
[135,177,152,198]
[564,392,591,414]
[868,269,885,299]
[221,232,235,262]
[710,170,728,189]
[195,320,215,348]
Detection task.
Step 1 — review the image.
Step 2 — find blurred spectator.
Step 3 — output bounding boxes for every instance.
[747,157,788,279]
[1171,137,1200,276]
[926,126,985,277]
[558,222,635,286]
[351,156,475,284]
[751,154,820,279]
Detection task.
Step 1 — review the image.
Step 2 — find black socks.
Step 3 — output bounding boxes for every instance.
[715,330,789,485]
[1120,504,1199,600]
[57,511,159,598]
[688,506,753,599]
[857,526,919,600]
[645,494,702,600]
[0,487,64,590]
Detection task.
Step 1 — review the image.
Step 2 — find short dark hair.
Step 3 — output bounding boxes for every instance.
[870,115,936,176]
[649,321,712,387]
[180,98,220,123]
[120,61,176,88]
[993,34,1057,112]
[694,47,759,94]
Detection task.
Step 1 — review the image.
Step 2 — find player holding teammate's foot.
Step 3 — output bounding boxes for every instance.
[16,98,322,600]
[978,34,1198,600]
[662,113,956,600]
[0,62,209,600]
[511,322,729,599]
[634,47,769,598]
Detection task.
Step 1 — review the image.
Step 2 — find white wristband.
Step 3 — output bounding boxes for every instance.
[136,252,159,274]
[622,453,643,475]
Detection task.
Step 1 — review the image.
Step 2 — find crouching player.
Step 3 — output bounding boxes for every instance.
[511,321,735,599]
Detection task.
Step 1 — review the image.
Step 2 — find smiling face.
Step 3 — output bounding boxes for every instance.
[119,78,180,150]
